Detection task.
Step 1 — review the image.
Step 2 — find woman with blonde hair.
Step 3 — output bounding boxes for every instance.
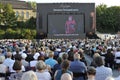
[90,53,100,68]
[35,60,51,80]
[21,71,38,80]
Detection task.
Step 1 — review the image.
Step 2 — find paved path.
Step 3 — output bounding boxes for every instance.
[84,54,120,77]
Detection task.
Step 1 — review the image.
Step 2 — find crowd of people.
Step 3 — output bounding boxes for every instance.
[0,39,120,80]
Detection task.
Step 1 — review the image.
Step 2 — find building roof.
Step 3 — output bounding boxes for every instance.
[0,0,33,10]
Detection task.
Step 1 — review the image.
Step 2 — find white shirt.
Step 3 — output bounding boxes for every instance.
[30,60,38,67]
[115,75,120,80]
[3,58,14,68]
[35,71,51,80]
[9,63,25,72]
[0,64,7,73]
[21,60,29,67]
[95,66,113,80]
[59,52,66,58]
[115,51,120,63]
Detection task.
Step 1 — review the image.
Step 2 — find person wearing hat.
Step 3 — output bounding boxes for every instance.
[21,53,29,67]
[30,53,40,71]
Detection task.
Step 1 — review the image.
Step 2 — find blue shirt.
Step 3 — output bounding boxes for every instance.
[55,70,72,80]
[69,60,87,80]
[53,64,61,73]
[69,60,87,73]
[45,58,57,68]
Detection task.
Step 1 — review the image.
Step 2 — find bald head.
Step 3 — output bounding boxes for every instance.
[61,73,72,80]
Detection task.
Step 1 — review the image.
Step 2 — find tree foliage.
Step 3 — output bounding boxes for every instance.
[28,1,36,10]
[96,4,120,33]
[26,17,36,29]
[0,3,17,27]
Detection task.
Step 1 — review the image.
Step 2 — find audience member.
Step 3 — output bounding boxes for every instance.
[45,51,57,69]
[21,71,38,80]
[3,52,14,68]
[53,57,62,73]
[95,56,113,80]
[0,56,7,73]
[61,73,72,80]
[9,60,23,80]
[105,76,115,80]
[69,53,87,80]
[62,53,68,61]
[105,49,114,69]
[87,67,96,80]
[35,60,51,80]
[21,53,29,67]
[54,60,73,80]
[90,53,100,68]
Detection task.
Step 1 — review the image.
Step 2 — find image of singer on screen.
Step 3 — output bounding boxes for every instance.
[65,16,76,34]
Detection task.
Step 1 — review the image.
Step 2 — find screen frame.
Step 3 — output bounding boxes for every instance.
[47,12,85,38]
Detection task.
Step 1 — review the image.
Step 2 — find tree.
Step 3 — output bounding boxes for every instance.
[28,1,36,10]
[0,3,4,25]
[3,4,17,27]
[96,4,120,33]
[26,17,36,29]
[1,3,17,27]
[96,4,107,32]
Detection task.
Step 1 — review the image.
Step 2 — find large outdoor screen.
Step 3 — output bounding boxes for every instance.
[48,14,84,36]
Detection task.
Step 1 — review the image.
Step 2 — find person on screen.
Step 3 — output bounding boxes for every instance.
[65,16,76,34]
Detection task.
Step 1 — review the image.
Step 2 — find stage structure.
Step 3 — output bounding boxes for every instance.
[37,3,95,39]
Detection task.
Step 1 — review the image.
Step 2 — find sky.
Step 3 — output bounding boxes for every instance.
[21,0,120,7]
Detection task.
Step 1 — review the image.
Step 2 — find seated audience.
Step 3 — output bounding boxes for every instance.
[21,53,29,67]
[115,76,120,80]
[62,53,68,61]
[45,51,57,69]
[54,60,73,80]
[3,52,14,68]
[90,53,100,68]
[30,53,40,71]
[9,60,23,80]
[53,57,62,73]
[35,60,51,80]
[9,54,25,72]
[21,71,38,80]
[61,73,72,80]
[105,76,114,80]
[0,56,8,73]
[69,53,87,80]
[105,49,114,69]
[87,67,96,80]
[95,56,113,80]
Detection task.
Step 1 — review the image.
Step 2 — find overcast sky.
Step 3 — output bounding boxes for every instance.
[21,0,120,7]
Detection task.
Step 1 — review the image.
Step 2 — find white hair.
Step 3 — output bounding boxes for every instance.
[21,71,38,80]
[61,73,72,80]
[105,76,114,80]
[0,56,5,63]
